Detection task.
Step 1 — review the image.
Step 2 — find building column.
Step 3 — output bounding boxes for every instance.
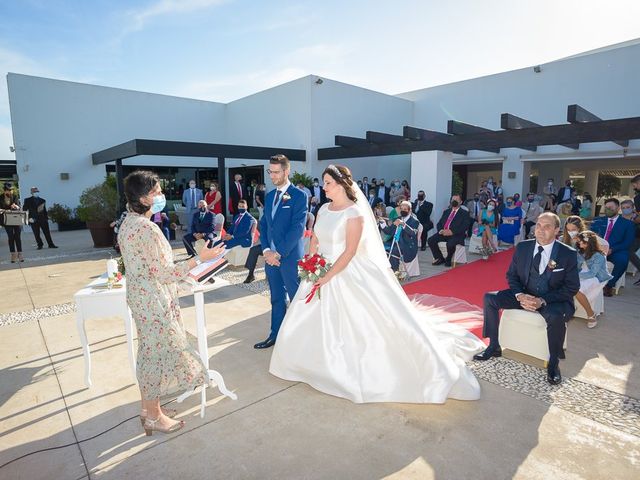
[584,169,599,217]
[411,150,452,224]
[500,150,525,198]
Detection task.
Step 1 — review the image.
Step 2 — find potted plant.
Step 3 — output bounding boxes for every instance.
[76,175,118,247]
[48,203,86,231]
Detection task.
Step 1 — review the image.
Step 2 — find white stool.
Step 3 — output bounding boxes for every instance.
[573,282,606,319]
[226,246,250,266]
[606,261,626,294]
[438,242,467,265]
[499,309,567,365]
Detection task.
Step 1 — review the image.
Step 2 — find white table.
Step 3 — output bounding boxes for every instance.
[74,274,135,388]
[176,278,238,417]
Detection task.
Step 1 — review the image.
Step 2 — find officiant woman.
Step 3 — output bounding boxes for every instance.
[118,170,225,436]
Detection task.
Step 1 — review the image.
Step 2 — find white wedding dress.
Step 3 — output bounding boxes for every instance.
[269,190,485,404]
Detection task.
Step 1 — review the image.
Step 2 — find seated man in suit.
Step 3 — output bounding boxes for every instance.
[182,200,215,257]
[590,198,635,296]
[427,195,470,267]
[222,199,255,250]
[383,201,419,272]
[474,212,579,385]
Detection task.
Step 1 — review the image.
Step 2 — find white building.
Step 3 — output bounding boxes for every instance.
[7,39,640,218]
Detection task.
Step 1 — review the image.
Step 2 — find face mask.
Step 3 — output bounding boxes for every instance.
[487,205,495,211]
[150,194,166,214]
[474,196,479,201]
[380,182,385,186]
[400,211,410,217]
[314,182,319,187]
[622,207,633,215]
[210,187,216,191]
[488,179,493,183]
[514,196,520,201]
[369,194,375,199]
[189,183,195,189]
[418,194,425,200]
[506,201,513,206]
[199,207,206,213]
[451,200,459,208]
[634,187,640,193]
[568,230,578,238]
[238,208,246,214]
[33,193,39,198]
[605,208,618,218]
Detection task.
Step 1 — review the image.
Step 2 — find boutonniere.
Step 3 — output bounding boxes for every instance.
[547,259,557,271]
[282,192,291,203]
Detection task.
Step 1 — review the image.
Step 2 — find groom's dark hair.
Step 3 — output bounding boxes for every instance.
[269,154,290,170]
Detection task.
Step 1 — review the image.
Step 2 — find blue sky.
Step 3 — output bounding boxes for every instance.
[1,0,639,159]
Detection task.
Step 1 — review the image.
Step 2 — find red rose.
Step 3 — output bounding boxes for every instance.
[319,259,326,267]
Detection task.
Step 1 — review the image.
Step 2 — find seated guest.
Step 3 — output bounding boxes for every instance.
[368,187,381,209]
[556,201,574,228]
[466,193,485,237]
[497,196,522,245]
[221,199,255,250]
[182,200,215,257]
[374,203,392,244]
[476,199,499,252]
[427,195,470,267]
[382,201,419,272]
[474,212,579,386]
[388,195,407,222]
[620,199,640,278]
[591,198,636,296]
[560,215,586,247]
[579,193,593,219]
[151,210,170,240]
[574,230,612,328]
[521,193,544,239]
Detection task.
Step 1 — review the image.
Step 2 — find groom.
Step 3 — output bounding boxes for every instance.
[254,154,308,349]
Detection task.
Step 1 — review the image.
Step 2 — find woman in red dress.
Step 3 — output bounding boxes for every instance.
[205,182,222,215]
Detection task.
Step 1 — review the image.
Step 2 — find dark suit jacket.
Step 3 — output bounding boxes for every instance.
[225,213,255,249]
[310,185,327,205]
[591,215,635,256]
[412,200,433,231]
[23,196,48,220]
[436,207,470,239]
[230,181,246,207]
[383,214,420,262]
[190,211,215,236]
[377,186,390,206]
[507,239,579,308]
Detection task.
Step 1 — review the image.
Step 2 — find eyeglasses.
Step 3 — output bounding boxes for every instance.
[267,169,283,175]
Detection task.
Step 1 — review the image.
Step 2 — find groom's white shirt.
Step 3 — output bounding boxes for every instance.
[263,180,291,255]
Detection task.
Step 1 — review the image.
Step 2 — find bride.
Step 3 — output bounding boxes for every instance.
[269,165,485,403]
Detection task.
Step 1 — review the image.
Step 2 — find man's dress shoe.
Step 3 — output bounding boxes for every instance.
[243,274,255,284]
[431,258,445,266]
[603,286,613,297]
[547,365,562,385]
[254,338,276,349]
[49,245,58,249]
[444,260,452,267]
[473,346,502,361]
[37,245,43,250]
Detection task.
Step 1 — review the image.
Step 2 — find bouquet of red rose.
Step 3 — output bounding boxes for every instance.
[298,253,332,303]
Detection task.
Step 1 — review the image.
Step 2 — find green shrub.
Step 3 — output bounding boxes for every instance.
[76,175,118,223]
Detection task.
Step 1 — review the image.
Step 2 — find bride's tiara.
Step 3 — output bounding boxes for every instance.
[327,164,343,178]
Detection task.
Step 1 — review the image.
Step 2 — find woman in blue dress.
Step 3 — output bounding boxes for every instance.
[476,199,499,251]
[497,196,522,245]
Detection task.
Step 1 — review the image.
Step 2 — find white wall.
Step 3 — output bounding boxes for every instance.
[8,73,226,207]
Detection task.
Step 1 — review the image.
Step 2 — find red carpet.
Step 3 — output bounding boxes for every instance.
[403,250,514,343]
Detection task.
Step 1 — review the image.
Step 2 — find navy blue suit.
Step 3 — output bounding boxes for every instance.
[183,210,215,257]
[225,212,255,249]
[260,184,307,339]
[482,240,579,367]
[591,215,635,288]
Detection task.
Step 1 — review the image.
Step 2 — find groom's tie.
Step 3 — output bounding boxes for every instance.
[272,190,282,219]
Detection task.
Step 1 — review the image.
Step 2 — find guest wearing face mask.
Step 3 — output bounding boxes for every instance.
[311,177,327,206]
[182,179,203,233]
[221,199,256,250]
[522,193,544,239]
[543,178,557,196]
[182,200,216,258]
[382,201,419,272]
[561,215,586,247]
[368,187,382,209]
[476,199,499,252]
[389,180,403,206]
[388,195,407,222]
[466,193,485,238]
[205,182,222,215]
[512,193,522,208]
[427,195,470,267]
[580,193,594,219]
[361,177,370,196]
[1,183,23,263]
[255,183,266,219]
[22,186,57,250]
[230,173,246,214]
[413,190,433,251]
[620,199,640,280]
[591,198,635,296]
[497,196,522,245]
[377,179,390,206]
[557,180,575,204]
[400,180,411,200]
[574,230,613,328]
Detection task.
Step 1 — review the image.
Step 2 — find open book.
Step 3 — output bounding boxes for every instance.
[186,251,228,285]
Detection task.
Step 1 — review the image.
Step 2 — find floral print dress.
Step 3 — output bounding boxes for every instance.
[118,212,206,400]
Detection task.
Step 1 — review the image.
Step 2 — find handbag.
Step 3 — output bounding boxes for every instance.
[3,210,28,226]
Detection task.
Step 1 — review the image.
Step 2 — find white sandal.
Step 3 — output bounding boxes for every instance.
[587,314,598,329]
